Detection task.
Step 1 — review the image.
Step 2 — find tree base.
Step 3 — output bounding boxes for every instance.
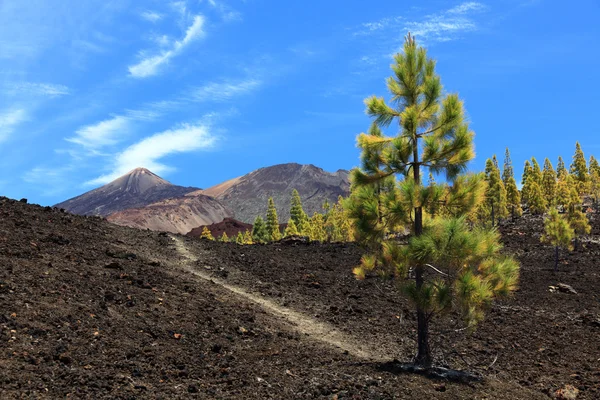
[377,360,483,383]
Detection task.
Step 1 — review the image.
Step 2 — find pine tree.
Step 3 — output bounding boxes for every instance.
[219,232,229,242]
[521,160,533,204]
[556,156,567,179]
[483,157,508,226]
[528,181,547,214]
[530,157,543,185]
[243,230,253,245]
[349,34,519,367]
[541,209,574,272]
[502,149,522,218]
[265,197,282,241]
[200,226,214,241]
[309,213,327,242]
[570,142,588,194]
[568,208,590,250]
[235,232,244,245]
[289,189,309,234]
[589,155,600,176]
[541,158,556,207]
[284,218,299,237]
[589,169,600,211]
[252,216,269,244]
[324,196,355,242]
[555,174,571,212]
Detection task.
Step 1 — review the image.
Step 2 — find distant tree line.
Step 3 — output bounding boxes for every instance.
[199,188,355,244]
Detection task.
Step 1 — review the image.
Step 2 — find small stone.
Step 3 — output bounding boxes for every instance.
[188,385,198,393]
[555,384,579,399]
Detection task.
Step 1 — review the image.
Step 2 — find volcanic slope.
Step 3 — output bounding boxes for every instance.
[54,168,200,217]
[199,163,350,223]
[106,193,233,235]
[0,198,593,398]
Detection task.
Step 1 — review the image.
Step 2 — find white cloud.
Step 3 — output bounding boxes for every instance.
[141,10,163,23]
[448,2,486,14]
[205,0,242,22]
[66,115,129,149]
[354,2,485,44]
[190,79,262,102]
[128,15,206,78]
[4,82,70,97]
[87,123,216,185]
[0,108,27,142]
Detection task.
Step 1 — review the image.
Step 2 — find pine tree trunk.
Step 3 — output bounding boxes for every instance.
[412,145,431,367]
[554,246,559,272]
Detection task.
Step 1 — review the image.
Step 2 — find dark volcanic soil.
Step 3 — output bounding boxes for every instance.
[1,197,598,399]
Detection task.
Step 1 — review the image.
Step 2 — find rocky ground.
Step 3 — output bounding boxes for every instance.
[1,197,598,399]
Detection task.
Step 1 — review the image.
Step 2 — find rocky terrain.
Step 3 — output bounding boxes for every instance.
[1,197,598,399]
[54,168,199,217]
[107,193,233,235]
[200,163,350,223]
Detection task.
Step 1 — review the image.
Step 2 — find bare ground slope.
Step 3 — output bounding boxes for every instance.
[0,197,597,398]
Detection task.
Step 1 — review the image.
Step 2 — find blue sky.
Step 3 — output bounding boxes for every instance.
[1,0,599,205]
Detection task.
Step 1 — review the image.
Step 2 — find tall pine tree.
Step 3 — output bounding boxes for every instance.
[289,189,309,234]
[502,148,522,217]
[589,155,600,176]
[541,158,557,207]
[483,157,508,226]
[570,142,588,195]
[349,33,519,367]
[521,160,533,205]
[556,156,567,179]
[265,197,282,241]
[252,216,269,243]
[541,209,574,272]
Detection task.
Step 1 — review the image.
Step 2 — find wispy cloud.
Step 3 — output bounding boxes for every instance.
[448,2,486,14]
[190,79,262,102]
[0,108,27,142]
[354,2,486,45]
[140,10,163,23]
[66,115,130,150]
[205,0,242,22]
[3,82,70,97]
[87,123,216,185]
[128,15,206,78]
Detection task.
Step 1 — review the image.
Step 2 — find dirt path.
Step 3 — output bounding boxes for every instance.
[170,235,388,361]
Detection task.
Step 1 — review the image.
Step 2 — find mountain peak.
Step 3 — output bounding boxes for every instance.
[54,168,199,216]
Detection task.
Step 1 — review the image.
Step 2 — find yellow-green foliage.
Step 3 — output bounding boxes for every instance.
[502,148,522,217]
[568,209,590,237]
[235,232,244,245]
[570,142,588,194]
[219,232,229,242]
[324,196,355,242]
[200,226,214,241]
[349,33,520,364]
[252,216,269,243]
[527,180,547,214]
[284,218,299,237]
[243,230,253,245]
[541,209,574,251]
[308,213,327,242]
[541,158,556,206]
[265,197,281,241]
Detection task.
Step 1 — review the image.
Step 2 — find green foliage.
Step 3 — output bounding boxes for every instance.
[589,155,600,176]
[541,158,556,206]
[530,157,543,185]
[219,232,229,242]
[527,181,547,214]
[308,213,327,242]
[252,216,269,244]
[243,230,253,245]
[541,209,574,271]
[502,149,522,217]
[589,170,600,209]
[570,142,588,194]
[284,218,299,237]
[556,156,567,179]
[265,198,282,241]
[289,189,309,234]
[568,209,590,237]
[349,33,519,367]
[521,160,532,204]
[200,226,214,241]
[402,217,519,329]
[324,196,355,242]
[235,232,244,245]
[481,157,508,225]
